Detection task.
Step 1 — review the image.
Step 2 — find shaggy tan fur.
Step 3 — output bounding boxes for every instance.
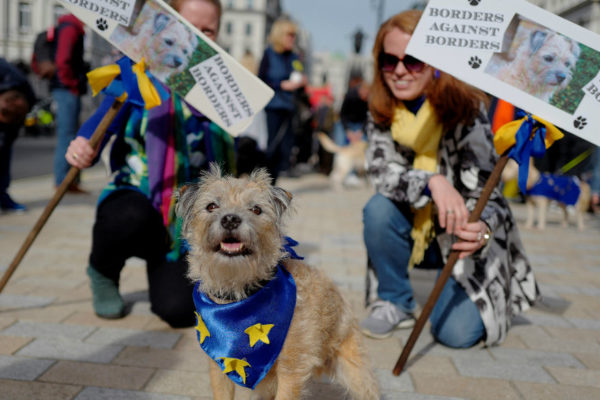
[176,165,379,400]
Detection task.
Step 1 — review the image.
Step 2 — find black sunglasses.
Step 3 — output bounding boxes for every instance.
[378,52,425,73]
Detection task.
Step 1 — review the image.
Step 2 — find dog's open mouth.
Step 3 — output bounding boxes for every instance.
[216,237,251,257]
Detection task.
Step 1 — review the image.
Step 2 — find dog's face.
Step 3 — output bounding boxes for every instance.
[125,12,198,80]
[176,166,292,300]
[521,30,580,99]
[149,14,198,74]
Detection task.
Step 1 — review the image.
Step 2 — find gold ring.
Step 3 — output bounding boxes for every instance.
[477,231,482,241]
[72,153,79,160]
[446,209,454,215]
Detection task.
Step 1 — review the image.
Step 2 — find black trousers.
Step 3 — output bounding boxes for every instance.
[89,190,195,328]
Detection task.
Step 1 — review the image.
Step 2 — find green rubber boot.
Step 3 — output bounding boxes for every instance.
[86,265,124,319]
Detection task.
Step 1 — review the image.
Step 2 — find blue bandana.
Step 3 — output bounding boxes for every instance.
[528,173,581,206]
[193,241,300,389]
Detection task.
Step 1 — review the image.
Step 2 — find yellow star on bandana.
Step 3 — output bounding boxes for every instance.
[219,357,251,384]
[194,311,210,344]
[244,323,274,347]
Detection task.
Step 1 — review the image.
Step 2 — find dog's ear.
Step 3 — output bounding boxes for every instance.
[175,183,200,235]
[270,186,293,219]
[529,30,548,54]
[154,13,171,34]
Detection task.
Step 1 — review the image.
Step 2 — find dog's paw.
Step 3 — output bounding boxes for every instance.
[573,116,587,130]
[96,18,109,31]
[469,0,481,5]
[468,56,482,69]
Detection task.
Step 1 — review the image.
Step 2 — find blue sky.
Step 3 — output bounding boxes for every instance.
[281,0,415,56]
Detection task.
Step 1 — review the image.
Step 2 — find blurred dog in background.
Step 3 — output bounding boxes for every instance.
[317,132,367,189]
[502,158,590,230]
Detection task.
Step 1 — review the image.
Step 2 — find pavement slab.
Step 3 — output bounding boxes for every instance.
[0,170,599,399]
[39,360,155,390]
[0,379,82,400]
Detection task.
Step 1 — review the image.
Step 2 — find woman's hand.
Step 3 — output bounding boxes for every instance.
[65,136,96,169]
[451,220,491,259]
[428,174,468,234]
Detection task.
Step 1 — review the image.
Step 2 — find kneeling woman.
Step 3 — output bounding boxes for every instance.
[360,10,538,348]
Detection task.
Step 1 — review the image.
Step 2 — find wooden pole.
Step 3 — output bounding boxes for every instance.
[0,99,124,293]
[393,151,510,376]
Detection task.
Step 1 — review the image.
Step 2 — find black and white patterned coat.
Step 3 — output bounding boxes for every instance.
[365,110,539,345]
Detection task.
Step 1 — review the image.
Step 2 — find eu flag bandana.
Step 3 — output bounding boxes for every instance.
[192,263,297,389]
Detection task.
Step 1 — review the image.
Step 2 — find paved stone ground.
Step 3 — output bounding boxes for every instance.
[1,169,599,399]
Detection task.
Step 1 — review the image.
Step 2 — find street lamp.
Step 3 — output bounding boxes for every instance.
[370,0,385,27]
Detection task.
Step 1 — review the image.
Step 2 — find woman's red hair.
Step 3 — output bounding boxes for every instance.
[369,10,489,129]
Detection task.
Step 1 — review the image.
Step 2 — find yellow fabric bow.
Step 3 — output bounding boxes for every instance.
[86,58,162,110]
[494,114,563,155]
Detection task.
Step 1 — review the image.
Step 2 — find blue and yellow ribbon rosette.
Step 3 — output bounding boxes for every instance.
[494,112,564,194]
[86,56,169,109]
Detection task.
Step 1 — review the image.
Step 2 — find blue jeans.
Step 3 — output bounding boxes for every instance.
[333,121,365,146]
[51,89,81,186]
[363,193,485,348]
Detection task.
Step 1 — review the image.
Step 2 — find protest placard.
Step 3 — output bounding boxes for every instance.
[58,0,273,136]
[406,0,600,146]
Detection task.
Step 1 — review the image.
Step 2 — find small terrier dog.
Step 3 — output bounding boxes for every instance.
[502,158,591,230]
[317,132,368,189]
[176,166,379,400]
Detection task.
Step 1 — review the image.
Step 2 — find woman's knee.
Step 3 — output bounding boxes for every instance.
[364,194,397,227]
[363,194,411,239]
[430,312,484,348]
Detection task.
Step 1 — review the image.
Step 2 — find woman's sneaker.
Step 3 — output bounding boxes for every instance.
[360,300,415,339]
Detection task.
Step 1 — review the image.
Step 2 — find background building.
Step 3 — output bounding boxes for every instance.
[220,0,281,68]
[529,0,600,32]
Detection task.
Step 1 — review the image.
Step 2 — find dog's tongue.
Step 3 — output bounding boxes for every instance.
[221,242,244,253]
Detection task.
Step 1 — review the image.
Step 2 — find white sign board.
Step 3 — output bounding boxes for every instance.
[58,0,274,136]
[407,0,600,146]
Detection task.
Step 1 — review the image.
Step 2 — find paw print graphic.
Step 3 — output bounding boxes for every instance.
[573,116,587,130]
[96,18,108,31]
[468,56,482,69]
[469,0,481,5]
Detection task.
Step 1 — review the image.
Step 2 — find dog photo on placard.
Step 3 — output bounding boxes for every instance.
[175,165,379,400]
[485,16,581,105]
[110,0,199,82]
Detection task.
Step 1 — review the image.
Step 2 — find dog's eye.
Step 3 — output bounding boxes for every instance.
[250,206,262,215]
[543,55,554,62]
[206,203,219,212]
[165,38,174,46]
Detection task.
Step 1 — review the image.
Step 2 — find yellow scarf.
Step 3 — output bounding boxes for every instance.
[391,100,444,268]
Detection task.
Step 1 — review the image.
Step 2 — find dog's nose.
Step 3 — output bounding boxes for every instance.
[556,72,566,83]
[221,214,242,230]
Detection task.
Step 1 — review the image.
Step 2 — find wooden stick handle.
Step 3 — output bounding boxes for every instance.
[0,99,124,293]
[392,152,510,376]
